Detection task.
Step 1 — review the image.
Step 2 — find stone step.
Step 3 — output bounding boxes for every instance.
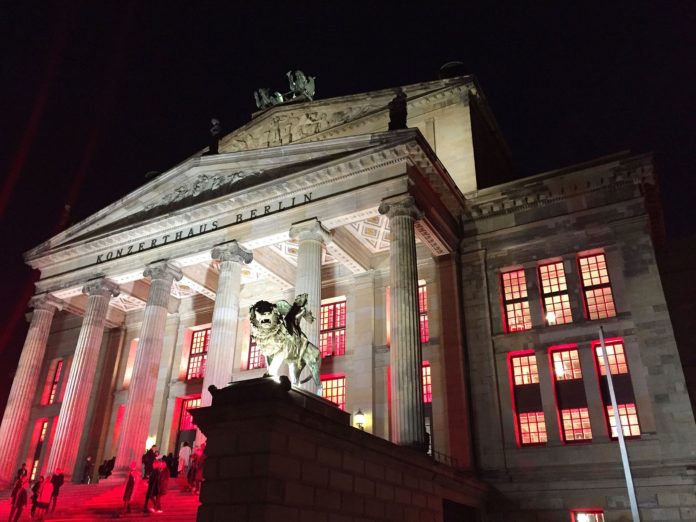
[1,477,199,521]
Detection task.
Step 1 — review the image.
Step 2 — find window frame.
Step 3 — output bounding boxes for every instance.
[246,336,266,370]
[508,350,547,447]
[418,282,429,343]
[538,261,573,326]
[186,328,210,381]
[500,269,533,333]
[320,373,346,410]
[578,252,616,321]
[319,298,347,358]
[422,361,432,403]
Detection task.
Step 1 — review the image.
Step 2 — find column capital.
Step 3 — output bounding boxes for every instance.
[378,195,423,221]
[29,294,63,313]
[82,278,120,299]
[212,240,253,265]
[144,260,183,283]
[289,218,332,244]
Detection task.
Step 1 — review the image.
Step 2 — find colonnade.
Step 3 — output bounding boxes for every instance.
[0,195,428,483]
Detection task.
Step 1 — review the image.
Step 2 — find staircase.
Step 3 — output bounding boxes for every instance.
[0,475,199,521]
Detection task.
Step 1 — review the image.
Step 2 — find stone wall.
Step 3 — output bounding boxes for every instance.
[192,377,489,522]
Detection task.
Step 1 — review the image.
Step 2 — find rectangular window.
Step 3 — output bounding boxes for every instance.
[418,283,429,343]
[321,374,346,410]
[509,352,546,446]
[607,403,641,438]
[579,253,616,320]
[594,339,639,439]
[247,337,266,370]
[30,419,49,480]
[594,340,628,376]
[539,262,573,325]
[47,360,63,405]
[572,510,605,522]
[501,269,532,332]
[550,346,591,443]
[179,396,201,431]
[518,411,548,445]
[561,408,592,442]
[320,299,346,357]
[552,349,583,381]
[511,354,539,385]
[422,362,432,403]
[186,328,210,380]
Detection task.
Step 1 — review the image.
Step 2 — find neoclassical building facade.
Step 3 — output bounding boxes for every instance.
[1,76,694,521]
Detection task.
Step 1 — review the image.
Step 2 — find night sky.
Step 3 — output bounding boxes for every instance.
[0,2,694,413]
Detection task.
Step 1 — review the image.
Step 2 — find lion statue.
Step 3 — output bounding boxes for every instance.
[249,293,321,390]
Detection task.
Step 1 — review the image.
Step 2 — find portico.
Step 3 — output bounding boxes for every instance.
[2,121,468,483]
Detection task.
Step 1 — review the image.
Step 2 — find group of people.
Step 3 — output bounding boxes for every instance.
[8,463,64,521]
[120,441,206,514]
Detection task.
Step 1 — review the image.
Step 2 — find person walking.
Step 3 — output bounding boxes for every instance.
[30,475,43,518]
[122,461,139,514]
[178,441,191,478]
[156,458,170,513]
[50,468,64,512]
[34,473,54,520]
[143,458,161,513]
[143,445,157,479]
[14,463,27,482]
[82,456,94,484]
[8,477,29,522]
[192,443,205,494]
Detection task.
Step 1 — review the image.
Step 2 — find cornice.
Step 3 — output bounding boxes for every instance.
[25,133,421,271]
[463,153,655,221]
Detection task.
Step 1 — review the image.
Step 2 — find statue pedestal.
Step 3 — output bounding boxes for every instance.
[192,376,487,522]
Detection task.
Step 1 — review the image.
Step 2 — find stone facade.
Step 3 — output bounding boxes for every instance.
[1,75,694,520]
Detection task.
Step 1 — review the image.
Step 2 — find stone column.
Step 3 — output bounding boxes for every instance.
[289,218,331,395]
[116,261,181,469]
[0,296,62,485]
[378,195,427,449]
[46,279,119,478]
[201,241,252,408]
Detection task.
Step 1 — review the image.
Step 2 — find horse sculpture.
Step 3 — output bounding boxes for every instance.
[249,293,321,391]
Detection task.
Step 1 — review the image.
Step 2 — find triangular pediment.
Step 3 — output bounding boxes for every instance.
[218,76,474,153]
[25,132,413,261]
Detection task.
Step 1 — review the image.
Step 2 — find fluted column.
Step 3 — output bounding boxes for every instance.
[46,279,119,478]
[116,261,182,470]
[379,195,426,449]
[289,218,331,395]
[201,241,252,408]
[0,295,62,485]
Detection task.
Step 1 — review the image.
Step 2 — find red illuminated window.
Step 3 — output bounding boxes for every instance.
[186,328,210,380]
[247,337,265,370]
[422,362,432,403]
[539,262,573,325]
[321,374,346,410]
[509,352,546,446]
[561,408,592,442]
[47,360,63,405]
[552,349,582,381]
[594,340,628,376]
[418,283,429,343]
[579,254,616,320]
[179,396,201,431]
[607,403,641,438]
[571,510,605,522]
[30,420,49,480]
[501,269,532,332]
[320,300,346,357]
[511,354,539,385]
[518,412,547,445]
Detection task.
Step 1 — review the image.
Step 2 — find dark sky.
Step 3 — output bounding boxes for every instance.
[0,2,694,411]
